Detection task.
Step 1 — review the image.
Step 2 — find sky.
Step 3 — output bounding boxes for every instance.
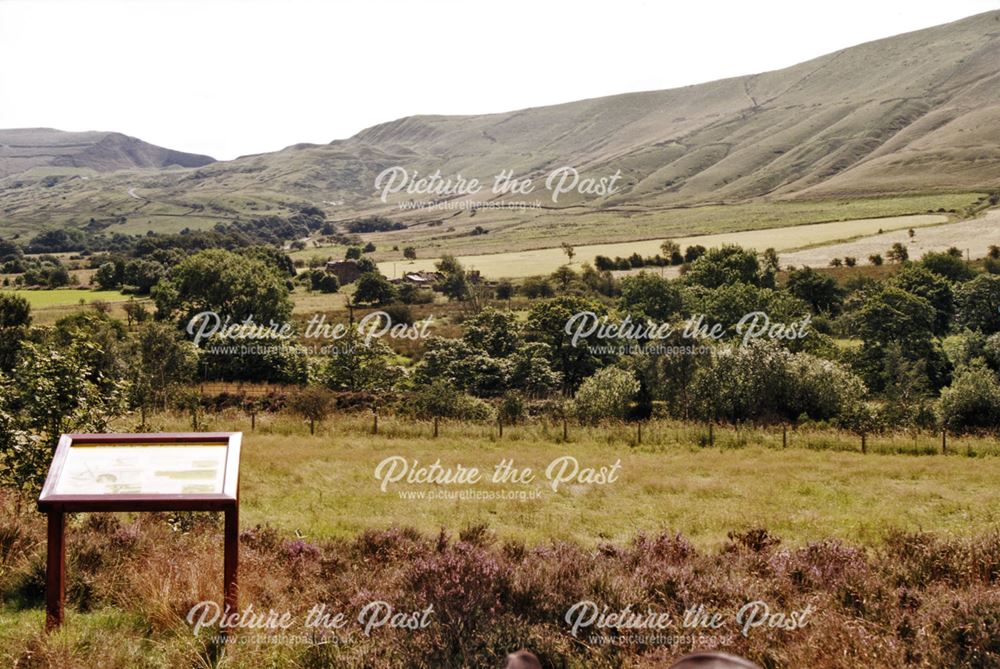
[1,0,997,161]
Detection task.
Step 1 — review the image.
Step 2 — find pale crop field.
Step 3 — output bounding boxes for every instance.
[380,213,947,279]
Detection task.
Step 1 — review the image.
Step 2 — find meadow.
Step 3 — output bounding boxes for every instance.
[1,410,999,668]
[119,411,1000,549]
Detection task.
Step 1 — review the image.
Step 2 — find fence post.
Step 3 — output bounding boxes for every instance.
[433,416,439,438]
[708,422,714,447]
[498,418,503,438]
[941,429,946,454]
[562,416,568,441]
[782,423,787,448]
[861,433,867,454]
[636,422,642,446]
[372,406,379,435]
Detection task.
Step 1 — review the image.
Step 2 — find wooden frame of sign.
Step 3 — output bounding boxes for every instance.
[37,432,242,631]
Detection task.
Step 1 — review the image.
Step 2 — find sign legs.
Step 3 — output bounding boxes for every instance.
[224,506,239,614]
[45,512,65,631]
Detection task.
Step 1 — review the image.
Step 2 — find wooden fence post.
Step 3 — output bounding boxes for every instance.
[782,423,787,448]
[708,422,714,447]
[636,422,642,446]
[941,429,947,454]
[861,433,867,454]
[498,418,503,438]
[433,416,439,438]
[562,416,568,441]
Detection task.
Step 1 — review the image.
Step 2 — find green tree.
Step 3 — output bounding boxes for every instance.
[684,245,771,288]
[886,242,909,264]
[786,267,842,314]
[287,386,335,435]
[920,250,974,282]
[322,336,400,392]
[525,296,613,392]
[619,272,683,321]
[0,293,30,372]
[130,321,199,414]
[889,265,954,335]
[573,366,640,423]
[954,274,1000,334]
[0,341,128,494]
[353,272,397,306]
[938,362,1000,432]
[153,248,293,326]
[436,255,470,301]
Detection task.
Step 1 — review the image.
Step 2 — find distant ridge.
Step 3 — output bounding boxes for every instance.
[0,128,215,178]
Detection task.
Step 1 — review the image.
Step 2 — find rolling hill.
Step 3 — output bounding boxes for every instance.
[0,128,215,179]
[1,10,998,250]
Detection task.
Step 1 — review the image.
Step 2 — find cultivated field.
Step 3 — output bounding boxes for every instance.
[782,208,1000,267]
[379,213,948,279]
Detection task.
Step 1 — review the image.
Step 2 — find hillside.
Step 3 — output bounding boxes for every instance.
[1,11,998,246]
[0,128,215,178]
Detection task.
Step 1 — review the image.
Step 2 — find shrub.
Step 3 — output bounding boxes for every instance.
[573,367,639,423]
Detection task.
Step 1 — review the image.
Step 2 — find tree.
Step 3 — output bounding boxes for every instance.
[938,363,1000,432]
[0,341,128,494]
[496,280,515,305]
[153,248,293,327]
[684,245,770,288]
[130,321,199,415]
[94,260,124,290]
[684,245,706,263]
[521,277,554,299]
[403,246,417,260]
[123,299,150,327]
[551,265,576,291]
[561,242,576,263]
[0,293,30,372]
[886,242,909,264]
[322,337,401,392]
[353,272,397,306]
[848,286,936,350]
[463,308,521,358]
[619,272,683,321]
[573,367,640,423]
[287,386,334,435]
[920,250,974,282]
[660,239,681,260]
[123,258,165,294]
[889,265,953,335]
[436,255,470,301]
[955,274,1000,334]
[786,267,842,314]
[869,254,883,266]
[309,270,340,293]
[345,246,363,260]
[525,296,613,392]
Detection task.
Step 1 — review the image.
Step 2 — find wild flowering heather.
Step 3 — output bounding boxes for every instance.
[0,491,998,668]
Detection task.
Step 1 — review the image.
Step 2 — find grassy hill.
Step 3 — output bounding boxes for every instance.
[0,128,214,179]
[1,11,998,247]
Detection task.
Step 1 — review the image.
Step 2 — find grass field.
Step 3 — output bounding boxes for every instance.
[378,212,948,279]
[128,412,1000,550]
[4,289,130,308]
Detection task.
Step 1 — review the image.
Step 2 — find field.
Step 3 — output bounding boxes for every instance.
[4,289,130,309]
[1,411,999,668]
[122,412,1000,549]
[378,212,948,279]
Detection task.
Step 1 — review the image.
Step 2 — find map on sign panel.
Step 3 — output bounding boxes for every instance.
[53,444,228,496]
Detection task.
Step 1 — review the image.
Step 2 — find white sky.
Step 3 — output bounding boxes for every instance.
[1,0,997,160]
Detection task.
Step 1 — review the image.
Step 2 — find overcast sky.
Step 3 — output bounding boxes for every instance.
[1,0,997,160]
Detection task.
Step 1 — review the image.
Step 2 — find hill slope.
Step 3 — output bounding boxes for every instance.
[1,11,998,245]
[0,128,215,178]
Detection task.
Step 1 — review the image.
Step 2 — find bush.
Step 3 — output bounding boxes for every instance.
[938,363,1000,432]
[573,367,639,423]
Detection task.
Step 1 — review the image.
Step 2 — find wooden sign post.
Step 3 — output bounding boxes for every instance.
[37,432,242,631]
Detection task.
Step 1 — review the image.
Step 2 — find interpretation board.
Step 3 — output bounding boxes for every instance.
[37,432,242,630]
